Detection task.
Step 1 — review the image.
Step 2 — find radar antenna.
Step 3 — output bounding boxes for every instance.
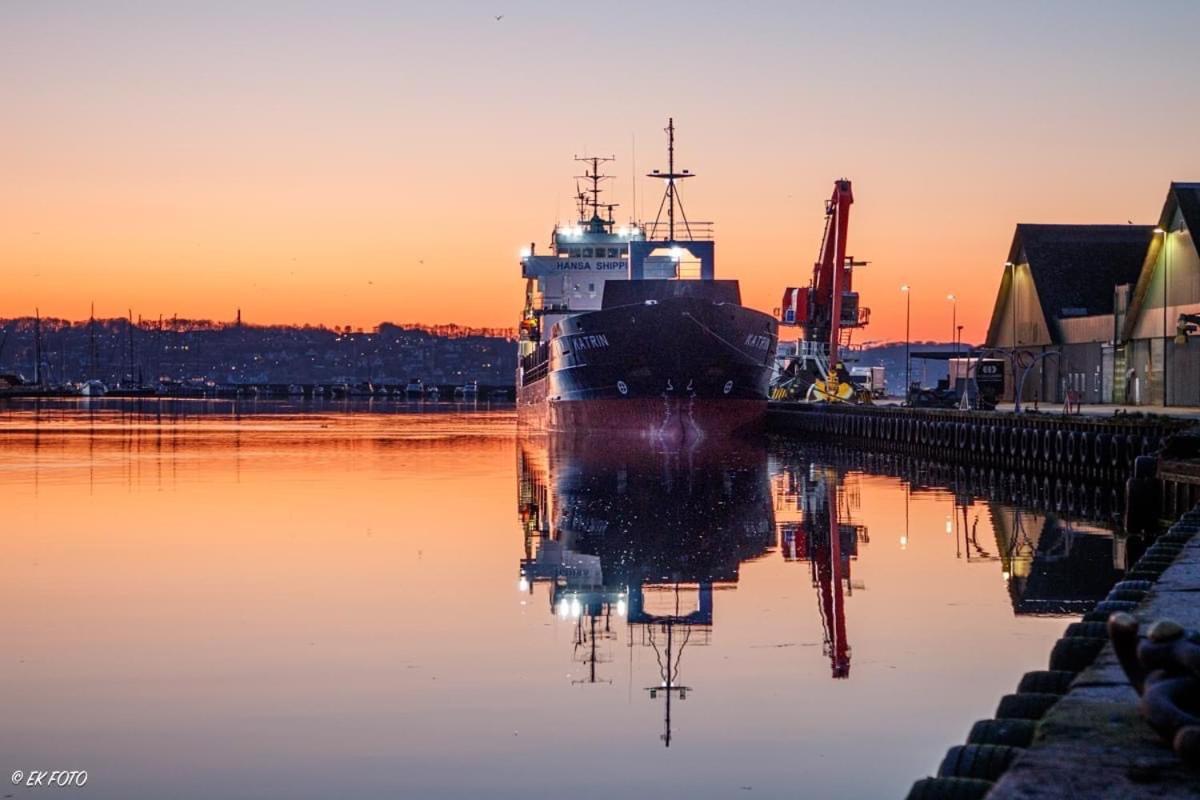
[574,155,617,233]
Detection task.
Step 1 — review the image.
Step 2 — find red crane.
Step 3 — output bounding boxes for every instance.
[778,180,870,399]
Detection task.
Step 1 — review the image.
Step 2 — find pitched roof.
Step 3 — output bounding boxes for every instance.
[1122,182,1200,341]
[985,224,1153,345]
[1171,182,1200,236]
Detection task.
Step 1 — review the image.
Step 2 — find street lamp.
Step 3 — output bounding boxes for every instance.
[1005,261,1018,405]
[947,294,957,351]
[1155,227,1168,406]
[945,292,955,364]
[901,284,911,403]
[1005,262,1017,348]
[945,293,955,393]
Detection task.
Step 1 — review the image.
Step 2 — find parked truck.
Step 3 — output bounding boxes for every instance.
[850,366,887,399]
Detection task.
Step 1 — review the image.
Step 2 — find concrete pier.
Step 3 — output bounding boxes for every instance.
[986,523,1200,799]
[905,512,1200,799]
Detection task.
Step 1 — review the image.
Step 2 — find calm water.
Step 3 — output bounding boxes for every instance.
[1,401,1126,799]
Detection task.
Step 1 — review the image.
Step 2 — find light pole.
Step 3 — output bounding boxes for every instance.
[901,284,911,403]
[947,293,957,385]
[947,294,958,354]
[1005,261,1017,347]
[1155,227,1168,406]
[1005,261,1018,404]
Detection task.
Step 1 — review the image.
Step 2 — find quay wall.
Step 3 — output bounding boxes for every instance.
[767,402,1184,483]
[779,445,1127,524]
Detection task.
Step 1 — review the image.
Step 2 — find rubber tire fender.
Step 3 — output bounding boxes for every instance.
[937,744,1020,781]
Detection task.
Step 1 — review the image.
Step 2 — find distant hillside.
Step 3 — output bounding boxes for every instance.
[0,318,517,387]
[838,340,977,394]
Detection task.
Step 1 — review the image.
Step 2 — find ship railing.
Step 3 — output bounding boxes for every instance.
[640,220,715,241]
[520,343,550,385]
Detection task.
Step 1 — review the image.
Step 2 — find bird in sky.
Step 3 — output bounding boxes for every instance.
[494,14,504,21]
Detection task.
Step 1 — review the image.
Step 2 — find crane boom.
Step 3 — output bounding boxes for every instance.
[777,179,866,351]
[819,180,853,365]
[774,179,870,403]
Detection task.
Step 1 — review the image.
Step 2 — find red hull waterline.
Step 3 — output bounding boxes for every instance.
[518,394,767,443]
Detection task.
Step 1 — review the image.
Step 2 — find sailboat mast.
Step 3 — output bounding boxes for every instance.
[89,303,97,380]
[128,309,134,386]
[33,308,42,386]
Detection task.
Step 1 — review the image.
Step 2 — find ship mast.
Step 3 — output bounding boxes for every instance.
[647,118,694,242]
[574,155,616,233]
[668,120,675,240]
[644,583,696,748]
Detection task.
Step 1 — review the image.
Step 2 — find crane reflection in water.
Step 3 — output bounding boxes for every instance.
[515,431,868,744]
[770,461,866,679]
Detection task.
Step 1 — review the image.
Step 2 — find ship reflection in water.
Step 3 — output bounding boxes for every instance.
[516,434,774,745]
[517,431,1132,749]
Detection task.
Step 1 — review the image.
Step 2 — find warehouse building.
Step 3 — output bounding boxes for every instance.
[983,223,1152,403]
[1120,182,1200,406]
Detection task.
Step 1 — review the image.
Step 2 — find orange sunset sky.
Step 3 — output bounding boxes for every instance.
[4,1,1199,342]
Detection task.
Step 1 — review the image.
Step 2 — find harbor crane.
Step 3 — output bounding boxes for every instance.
[774,180,872,402]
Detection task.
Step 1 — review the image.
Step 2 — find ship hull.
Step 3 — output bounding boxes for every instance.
[518,295,777,441]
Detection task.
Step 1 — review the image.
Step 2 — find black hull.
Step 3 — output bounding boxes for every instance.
[518,295,778,438]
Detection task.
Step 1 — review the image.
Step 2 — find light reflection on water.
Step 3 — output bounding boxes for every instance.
[1,402,1126,799]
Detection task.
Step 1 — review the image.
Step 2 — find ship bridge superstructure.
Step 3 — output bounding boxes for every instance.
[517,121,717,360]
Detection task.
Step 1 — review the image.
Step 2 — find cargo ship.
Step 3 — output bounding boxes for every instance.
[516,120,778,439]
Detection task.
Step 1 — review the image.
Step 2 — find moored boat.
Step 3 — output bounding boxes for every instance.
[516,120,778,441]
